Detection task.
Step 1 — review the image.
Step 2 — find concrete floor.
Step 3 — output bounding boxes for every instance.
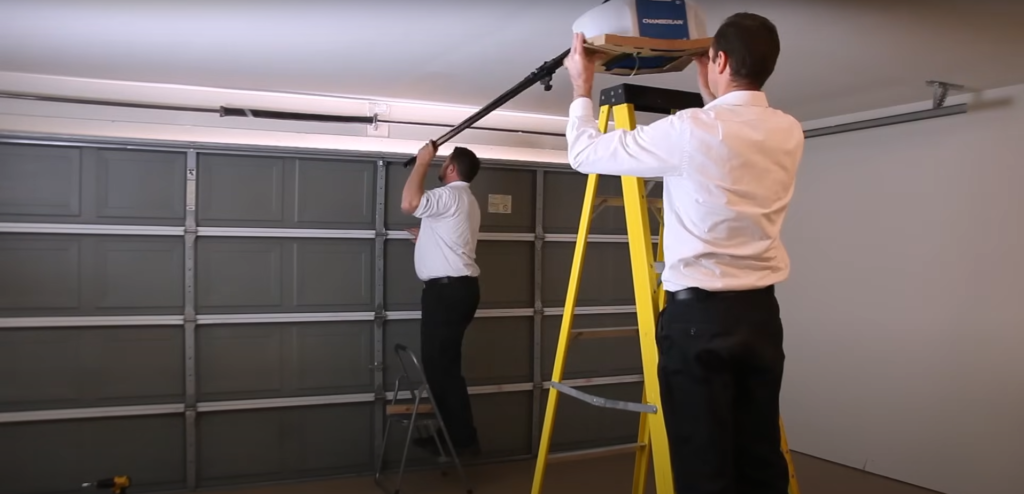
[208,452,940,494]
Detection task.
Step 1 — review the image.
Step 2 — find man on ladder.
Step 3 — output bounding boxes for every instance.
[561,13,805,494]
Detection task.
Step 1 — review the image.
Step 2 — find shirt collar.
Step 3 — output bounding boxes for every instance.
[446,180,469,187]
[704,90,769,109]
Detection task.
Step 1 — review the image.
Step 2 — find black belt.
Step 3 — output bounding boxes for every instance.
[668,285,774,302]
[424,276,475,286]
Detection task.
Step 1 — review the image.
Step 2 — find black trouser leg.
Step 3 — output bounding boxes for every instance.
[419,277,480,448]
[656,286,790,494]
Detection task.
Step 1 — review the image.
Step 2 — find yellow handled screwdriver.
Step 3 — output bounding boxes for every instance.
[82,476,131,494]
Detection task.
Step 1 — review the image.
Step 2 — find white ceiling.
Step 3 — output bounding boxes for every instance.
[1,0,1022,122]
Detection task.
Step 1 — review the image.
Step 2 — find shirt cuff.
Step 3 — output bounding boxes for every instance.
[569,97,594,119]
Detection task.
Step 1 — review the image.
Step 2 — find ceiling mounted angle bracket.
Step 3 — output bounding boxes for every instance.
[926,80,965,109]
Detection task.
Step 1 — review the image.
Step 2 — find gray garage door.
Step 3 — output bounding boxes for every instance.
[0,138,658,493]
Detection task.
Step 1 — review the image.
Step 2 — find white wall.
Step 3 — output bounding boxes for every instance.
[779,83,1024,494]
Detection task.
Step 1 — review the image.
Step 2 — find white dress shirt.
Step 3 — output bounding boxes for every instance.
[566,90,805,292]
[413,181,481,281]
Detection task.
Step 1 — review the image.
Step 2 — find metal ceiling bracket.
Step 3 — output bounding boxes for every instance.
[926,80,965,109]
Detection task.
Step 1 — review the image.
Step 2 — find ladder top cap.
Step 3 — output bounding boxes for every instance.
[599,83,705,115]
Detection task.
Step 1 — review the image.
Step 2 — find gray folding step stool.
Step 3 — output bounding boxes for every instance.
[373,343,472,494]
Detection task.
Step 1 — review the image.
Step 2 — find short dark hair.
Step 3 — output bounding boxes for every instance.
[448,147,481,182]
[711,13,781,90]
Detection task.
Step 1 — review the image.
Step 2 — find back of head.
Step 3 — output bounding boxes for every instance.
[449,147,481,183]
[712,13,781,90]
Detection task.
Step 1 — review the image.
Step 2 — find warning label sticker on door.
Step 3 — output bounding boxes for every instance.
[487,194,512,214]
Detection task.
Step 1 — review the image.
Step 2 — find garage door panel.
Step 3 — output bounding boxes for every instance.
[384,240,533,311]
[197,322,374,402]
[294,159,375,227]
[382,240,418,311]
[469,167,536,232]
[0,144,81,219]
[294,241,372,309]
[0,326,184,412]
[473,390,533,458]
[541,382,644,451]
[196,238,373,313]
[542,172,662,235]
[196,238,282,310]
[541,242,635,308]
[94,149,186,221]
[0,235,79,311]
[0,145,187,225]
[0,234,184,317]
[198,154,284,223]
[92,238,184,310]
[197,404,373,486]
[0,415,186,494]
[476,241,534,309]
[383,318,532,388]
[198,154,375,229]
[541,313,642,380]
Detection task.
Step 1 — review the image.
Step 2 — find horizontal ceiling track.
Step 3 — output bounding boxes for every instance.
[0,90,968,143]
[803,104,967,139]
[0,91,564,138]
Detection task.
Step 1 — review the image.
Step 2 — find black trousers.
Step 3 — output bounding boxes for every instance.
[420,276,480,447]
[656,285,790,494]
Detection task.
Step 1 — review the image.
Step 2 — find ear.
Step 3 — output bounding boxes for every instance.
[713,50,729,75]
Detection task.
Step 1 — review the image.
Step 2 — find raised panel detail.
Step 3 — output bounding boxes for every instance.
[197,239,283,310]
[0,234,183,317]
[94,238,184,309]
[542,242,635,308]
[197,404,373,486]
[94,149,186,220]
[197,322,374,402]
[0,144,186,225]
[294,159,375,226]
[0,326,184,412]
[0,144,80,218]
[196,238,374,314]
[198,154,375,229]
[199,154,284,223]
[0,415,186,494]
[543,171,661,235]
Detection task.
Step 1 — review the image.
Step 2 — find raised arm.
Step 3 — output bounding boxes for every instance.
[566,100,689,177]
[401,142,436,215]
[563,32,688,178]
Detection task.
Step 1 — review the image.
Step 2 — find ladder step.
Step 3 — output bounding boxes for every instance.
[594,196,663,209]
[385,403,434,415]
[550,382,657,414]
[548,443,646,464]
[571,326,638,339]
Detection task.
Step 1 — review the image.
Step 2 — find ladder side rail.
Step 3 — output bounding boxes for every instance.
[531,105,611,494]
[614,102,676,494]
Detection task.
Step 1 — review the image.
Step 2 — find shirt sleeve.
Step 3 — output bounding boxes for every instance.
[566,97,689,178]
[413,186,455,219]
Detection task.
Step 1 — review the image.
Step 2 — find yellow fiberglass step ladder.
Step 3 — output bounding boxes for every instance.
[531,83,801,494]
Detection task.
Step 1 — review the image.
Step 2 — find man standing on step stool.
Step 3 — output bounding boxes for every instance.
[401,141,484,459]
[563,13,804,494]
